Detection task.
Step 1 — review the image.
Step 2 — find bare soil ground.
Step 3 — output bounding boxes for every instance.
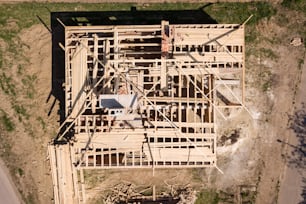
[250,9,305,203]
[0,24,58,203]
[278,54,306,203]
[0,2,304,204]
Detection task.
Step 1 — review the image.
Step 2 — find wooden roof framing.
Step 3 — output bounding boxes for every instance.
[60,20,245,169]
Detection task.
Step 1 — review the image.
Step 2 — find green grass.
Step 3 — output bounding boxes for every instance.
[22,74,37,99]
[203,2,276,44]
[141,188,153,196]
[203,2,276,24]
[281,0,306,15]
[298,58,304,70]
[0,49,3,69]
[0,2,276,40]
[0,3,132,34]
[195,189,220,204]
[16,167,24,176]
[0,109,15,132]
[262,81,272,92]
[241,189,256,203]
[280,1,306,48]
[84,170,106,189]
[191,168,206,182]
[17,64,23,75]
[25,193,35,204]
[13,104,29,121]
[0,73,16,96]
[37,116,46,131]
[259,48,279,60]
[258,70,273,92]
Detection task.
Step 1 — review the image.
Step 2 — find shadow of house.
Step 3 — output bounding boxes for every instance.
[300,178,306,204]
[287,108,306,170]
[50,6,217,123]
[287,108,306,204]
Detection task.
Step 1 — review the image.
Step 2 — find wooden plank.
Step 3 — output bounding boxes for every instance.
[142,142,213,147]
[92,34,98,113]
[143,146,214,162]
[146,96,210,103]
[70,40,88,118]
[48,145,60,204]
[145,121,214,128]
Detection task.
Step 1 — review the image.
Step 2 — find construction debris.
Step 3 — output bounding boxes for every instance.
[290,37,303,47]
[177,187,197,204]
[102,183,196,204]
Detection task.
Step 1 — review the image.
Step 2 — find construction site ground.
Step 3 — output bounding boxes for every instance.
[0,2,305,204]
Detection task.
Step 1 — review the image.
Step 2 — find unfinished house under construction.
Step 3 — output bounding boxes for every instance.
[48,11,245,203]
